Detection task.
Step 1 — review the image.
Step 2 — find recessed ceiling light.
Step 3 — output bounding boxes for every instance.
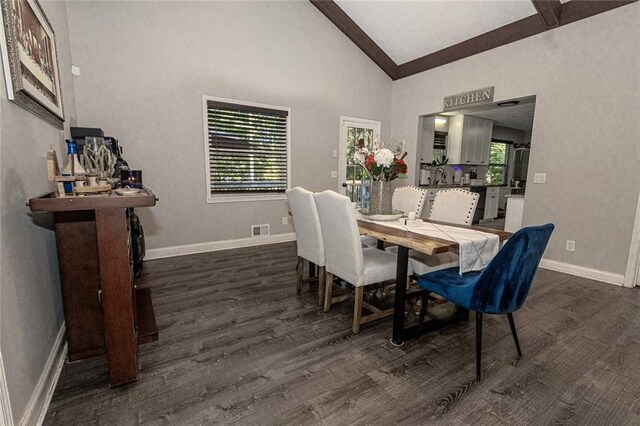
[497,101,519,107]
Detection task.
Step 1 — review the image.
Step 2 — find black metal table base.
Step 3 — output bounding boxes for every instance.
[398,307,469,342]
[390,245,470,346]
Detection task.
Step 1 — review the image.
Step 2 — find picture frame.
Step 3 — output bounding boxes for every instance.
[0,0,64,128]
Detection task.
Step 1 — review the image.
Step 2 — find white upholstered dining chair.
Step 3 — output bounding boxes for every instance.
[314,190,410,333]
[393,186,428,218]
[428,188,478,226]
[286,187,326,306]
[361,185,428,248]
[388,188,480,275]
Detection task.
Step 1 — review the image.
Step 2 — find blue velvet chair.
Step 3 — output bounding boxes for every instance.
[417,223,554,381]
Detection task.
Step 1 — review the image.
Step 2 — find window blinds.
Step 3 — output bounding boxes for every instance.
[207,100,288,194]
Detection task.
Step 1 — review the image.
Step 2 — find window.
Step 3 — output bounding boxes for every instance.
[485,140,511,185]
[204,96,290,203]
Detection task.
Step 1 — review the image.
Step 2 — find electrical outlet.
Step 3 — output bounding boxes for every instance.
[71,64,80,76]
[566,240,575,252]
[331,170,338,178]
[332,150,338,158]
[282,217,288,225]
[534,173,547,184]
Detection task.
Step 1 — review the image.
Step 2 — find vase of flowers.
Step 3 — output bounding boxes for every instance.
[352,138,408,215]
[369,180,394,215]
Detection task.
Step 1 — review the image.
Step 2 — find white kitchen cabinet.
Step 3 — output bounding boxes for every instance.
[447,115,493,165]
[484,187,500,220]
[476,119,493,165]
[419,116,435,163]
[418,115,451,165]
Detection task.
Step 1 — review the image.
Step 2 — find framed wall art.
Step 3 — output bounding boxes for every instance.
[0,0,64,128]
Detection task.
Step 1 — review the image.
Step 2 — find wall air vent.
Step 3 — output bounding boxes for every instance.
[251,224,270,237]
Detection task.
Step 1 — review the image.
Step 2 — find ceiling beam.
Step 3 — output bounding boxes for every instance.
[397,0,637,80]
[531,0,562,28]
[311,0,637,81]
[397,15,547,79]
[559,0,637,25]
[309,0,399,79]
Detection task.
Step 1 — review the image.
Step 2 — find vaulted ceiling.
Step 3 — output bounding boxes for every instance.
[311,0,637,80]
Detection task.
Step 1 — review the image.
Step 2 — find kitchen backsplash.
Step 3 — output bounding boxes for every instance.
[420,164,487,185]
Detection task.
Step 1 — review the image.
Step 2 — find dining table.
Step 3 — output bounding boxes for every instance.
[357,218,511,346]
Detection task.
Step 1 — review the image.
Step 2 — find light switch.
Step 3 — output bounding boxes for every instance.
[71,65,80,76]
[331,171,338,178]
[332,150,338,158]
[533,173,546,184]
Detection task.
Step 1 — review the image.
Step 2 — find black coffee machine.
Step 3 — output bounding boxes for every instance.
[70,127,146,277]
[70,127,129,178]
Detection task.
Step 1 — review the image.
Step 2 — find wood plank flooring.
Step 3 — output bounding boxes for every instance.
[44,242,640,425]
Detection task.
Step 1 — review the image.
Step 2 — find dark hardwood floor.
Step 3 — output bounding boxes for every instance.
[44,242,640,425]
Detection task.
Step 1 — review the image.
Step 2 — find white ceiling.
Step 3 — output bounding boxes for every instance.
[464,102,536,131]
[335,0,539,64]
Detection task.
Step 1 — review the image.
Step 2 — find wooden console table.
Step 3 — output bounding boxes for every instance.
[28,189,158,386]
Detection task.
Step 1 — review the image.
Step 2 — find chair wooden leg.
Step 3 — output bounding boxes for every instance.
[323,272,333,312]
[318,266,327,306]
[417,291,430,337]
[507,313,522,357]
[476,312,483,381]
[352,287,364,334]
[296,257,304,293]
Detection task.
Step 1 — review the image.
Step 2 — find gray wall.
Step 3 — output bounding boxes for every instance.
[65,1,393,250]
[391,3,640,276]
[0,1,76,423]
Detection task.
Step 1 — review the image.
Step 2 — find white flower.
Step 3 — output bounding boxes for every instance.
[374,148,395,167]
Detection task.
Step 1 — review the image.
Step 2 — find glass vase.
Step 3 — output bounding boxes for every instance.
[368,180,393,215]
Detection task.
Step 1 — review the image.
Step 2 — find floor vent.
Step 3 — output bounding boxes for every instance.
[251,224,270,237]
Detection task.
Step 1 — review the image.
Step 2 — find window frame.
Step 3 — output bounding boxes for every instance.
[485,139,511,186]
[202,95,291,204]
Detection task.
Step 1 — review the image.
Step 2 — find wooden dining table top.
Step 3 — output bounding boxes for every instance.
[357,219,511,256]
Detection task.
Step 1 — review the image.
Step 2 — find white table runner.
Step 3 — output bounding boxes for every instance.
[363,219,500,274]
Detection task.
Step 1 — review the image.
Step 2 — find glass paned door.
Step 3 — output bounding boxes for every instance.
[339,117,380,208]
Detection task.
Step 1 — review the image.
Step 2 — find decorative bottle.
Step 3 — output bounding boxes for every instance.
[61,140,86,193]
[454,166,462,184]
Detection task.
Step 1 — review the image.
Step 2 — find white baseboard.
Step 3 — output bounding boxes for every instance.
[539,258,625,287]
[145,233,297,260]
[19,324,67,426]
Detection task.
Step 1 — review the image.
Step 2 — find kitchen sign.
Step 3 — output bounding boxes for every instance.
[443,87,494,111]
